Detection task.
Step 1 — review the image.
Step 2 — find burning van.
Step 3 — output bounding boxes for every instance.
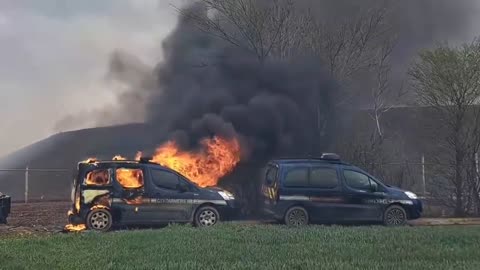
[0,192,11,224]
[67,158,237,232]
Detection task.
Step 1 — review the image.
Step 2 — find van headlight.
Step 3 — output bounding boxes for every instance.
[404,191,417,199]
[218,191,235,200]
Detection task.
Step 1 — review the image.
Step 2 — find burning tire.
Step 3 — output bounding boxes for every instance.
[86,209,113,232]
[383,205,407,226]
[194,206,220,227]
[284,206,309,227]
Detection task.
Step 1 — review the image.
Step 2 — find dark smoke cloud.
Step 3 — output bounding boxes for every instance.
[147,4,336,159]
[56,0,479,156]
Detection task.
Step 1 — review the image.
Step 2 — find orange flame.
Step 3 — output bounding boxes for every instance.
[64,223,86,232]
[85,170,110,186]
[125,196,143,205]
[91,205,109,210]
[151,136,241,187]
[84,157,97,163]
[116,168,144,189]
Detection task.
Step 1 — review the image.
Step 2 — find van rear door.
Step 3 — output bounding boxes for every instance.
[262,164,279,205]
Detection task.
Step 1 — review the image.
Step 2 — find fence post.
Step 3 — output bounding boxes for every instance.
[421,155,426,196]
[25,167,29,204]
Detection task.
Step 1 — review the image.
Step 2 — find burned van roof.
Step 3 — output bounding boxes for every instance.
[76,159,185,176]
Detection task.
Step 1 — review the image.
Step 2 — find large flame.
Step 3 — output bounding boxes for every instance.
[150,136,241,187]
[80,136,241,187]
[116,168,144,189]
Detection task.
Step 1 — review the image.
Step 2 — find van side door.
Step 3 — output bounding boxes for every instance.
[262,164,280,205]
[146,168,195,222]
[307,166,347,222]
[341,169,385,221]
[110,165,148,224]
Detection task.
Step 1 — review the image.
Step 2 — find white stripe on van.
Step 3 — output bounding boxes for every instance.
[279,196,310,201]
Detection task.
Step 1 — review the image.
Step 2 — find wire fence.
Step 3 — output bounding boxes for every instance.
[0,168,72,203]
[0,161,433,203]
[0,157,475,212]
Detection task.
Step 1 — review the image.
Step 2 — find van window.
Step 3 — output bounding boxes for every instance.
[84,169,110,186]
[284,167,308,187]
[151,170,180,190]
[310,167,338,189]
[116,168,144,189]
[344,170,372,191]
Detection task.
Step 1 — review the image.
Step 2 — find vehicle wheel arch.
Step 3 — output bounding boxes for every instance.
[191,203,218,222]
[383,203,408,226]
[283,202,307,214]
[86,208,113,232]
[284,205,309,226]
[193,204,221,227]
[385,203,409,219]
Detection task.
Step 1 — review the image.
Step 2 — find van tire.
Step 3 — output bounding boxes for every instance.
[86,209,113,232]
[383,205,407,226]
[194,206,220,227]
[285,206,309,226]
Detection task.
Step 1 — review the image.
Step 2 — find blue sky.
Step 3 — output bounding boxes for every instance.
[0,0,185,157]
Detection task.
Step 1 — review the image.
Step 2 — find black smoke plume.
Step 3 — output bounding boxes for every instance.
[146,6,335,160]
[106,0,479,155]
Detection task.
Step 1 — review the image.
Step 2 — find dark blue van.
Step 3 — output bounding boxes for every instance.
[261,154,422,226]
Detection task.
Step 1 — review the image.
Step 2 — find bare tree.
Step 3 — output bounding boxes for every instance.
[177,0,296,62]
[368,38,409,139]
[300,2,395,144]
[409,39,480,216]
[303,4,390,83]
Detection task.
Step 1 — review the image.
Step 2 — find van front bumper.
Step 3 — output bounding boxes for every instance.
[405,199,423,220]
[217,200,241,220]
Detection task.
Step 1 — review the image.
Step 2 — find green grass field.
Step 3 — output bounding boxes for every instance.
[1,225,480,270]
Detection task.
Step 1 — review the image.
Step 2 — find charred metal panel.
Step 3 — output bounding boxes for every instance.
[82,190,110,204]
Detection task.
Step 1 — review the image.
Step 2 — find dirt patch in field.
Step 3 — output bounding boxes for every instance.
[0,201,69,237]
[2,201,480,237]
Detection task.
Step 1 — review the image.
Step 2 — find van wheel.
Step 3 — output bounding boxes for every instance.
[285,206,309,227]
[86,209,113,232]
[383,205,407,226]
[194,206,220,227]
